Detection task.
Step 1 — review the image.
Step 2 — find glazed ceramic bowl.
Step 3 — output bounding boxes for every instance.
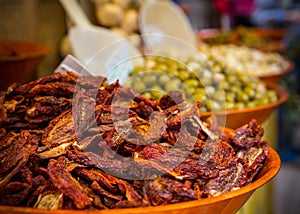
[0,40,51,90]
[0,145,280,214]
[200,81,289,129]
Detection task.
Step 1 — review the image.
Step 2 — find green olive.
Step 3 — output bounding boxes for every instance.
[178,70,190,81]
[130,66,143,75]
[226,74,238,84]
[133,81,146,92]
[225,102,235,110]
[247,101,256,108]
[144,73,157,87]
[225,92,236,102]
[155,63,168,71]
[267,90,278,103]
[193,93,208,102]
[158,73,171,85]
[150,85,164,99]
[206,100,222,111]
[142,92,152,99]
[165,79,181,91]
[244,86,256,99]
[234,102,246,110]
[237,91,250,102]
[184,79,198,88]
[213,90,226,102]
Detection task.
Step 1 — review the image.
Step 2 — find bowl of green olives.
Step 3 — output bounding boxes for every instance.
[124,54,289,129]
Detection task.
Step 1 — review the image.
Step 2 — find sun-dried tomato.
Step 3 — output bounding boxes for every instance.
[48,157,92,209]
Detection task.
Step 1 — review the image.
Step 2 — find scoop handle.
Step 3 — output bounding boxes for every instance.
[59,0,91,27]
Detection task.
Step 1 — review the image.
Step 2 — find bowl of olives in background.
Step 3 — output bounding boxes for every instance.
[124,53,289,129]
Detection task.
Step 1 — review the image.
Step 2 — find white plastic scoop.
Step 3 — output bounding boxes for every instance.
[58,0,141,79]
[139,0,197,52]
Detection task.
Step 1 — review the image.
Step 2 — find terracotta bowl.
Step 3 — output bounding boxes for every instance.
[197,27,286,52]
[200,82,289,129]
[0,145,280,214]
[0,40,51,90]
[252,27,287,40]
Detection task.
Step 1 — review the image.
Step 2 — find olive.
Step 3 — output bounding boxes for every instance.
[225,92,236,102]
[150,84,164,99]
[213,73,225,83]
[144,73,157,87]
[155,63,168,71]
[130,66,143,76]
[143,91,152,99]
[226,74,238,84]
[205,86,216,97]
[184,79,198,88]
[267,90,278,103]
[133,81,146,92]
[206,100,222,111]
[218,81,230,91]
[165,79,181,91]
[145,59,156,70]
[168,68,179,76]
[225,102,235,110]
[158,73,171,85]
[244,86,256,99]
[193,93,208,103]
[237,91,250,102]
[234,102,246,110]
[178,70,190,81]
[247,101,256,108]
[213,90,226,102]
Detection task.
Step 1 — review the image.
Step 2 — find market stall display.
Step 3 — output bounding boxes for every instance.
[0,71,280,213]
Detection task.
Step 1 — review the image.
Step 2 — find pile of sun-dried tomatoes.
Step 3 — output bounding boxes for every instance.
[0,71,268,210]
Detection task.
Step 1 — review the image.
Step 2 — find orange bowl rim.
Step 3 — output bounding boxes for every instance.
[200,81,289,117]
[0,40,52,62]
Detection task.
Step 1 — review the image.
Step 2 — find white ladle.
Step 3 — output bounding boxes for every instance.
[58,0,141,79]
